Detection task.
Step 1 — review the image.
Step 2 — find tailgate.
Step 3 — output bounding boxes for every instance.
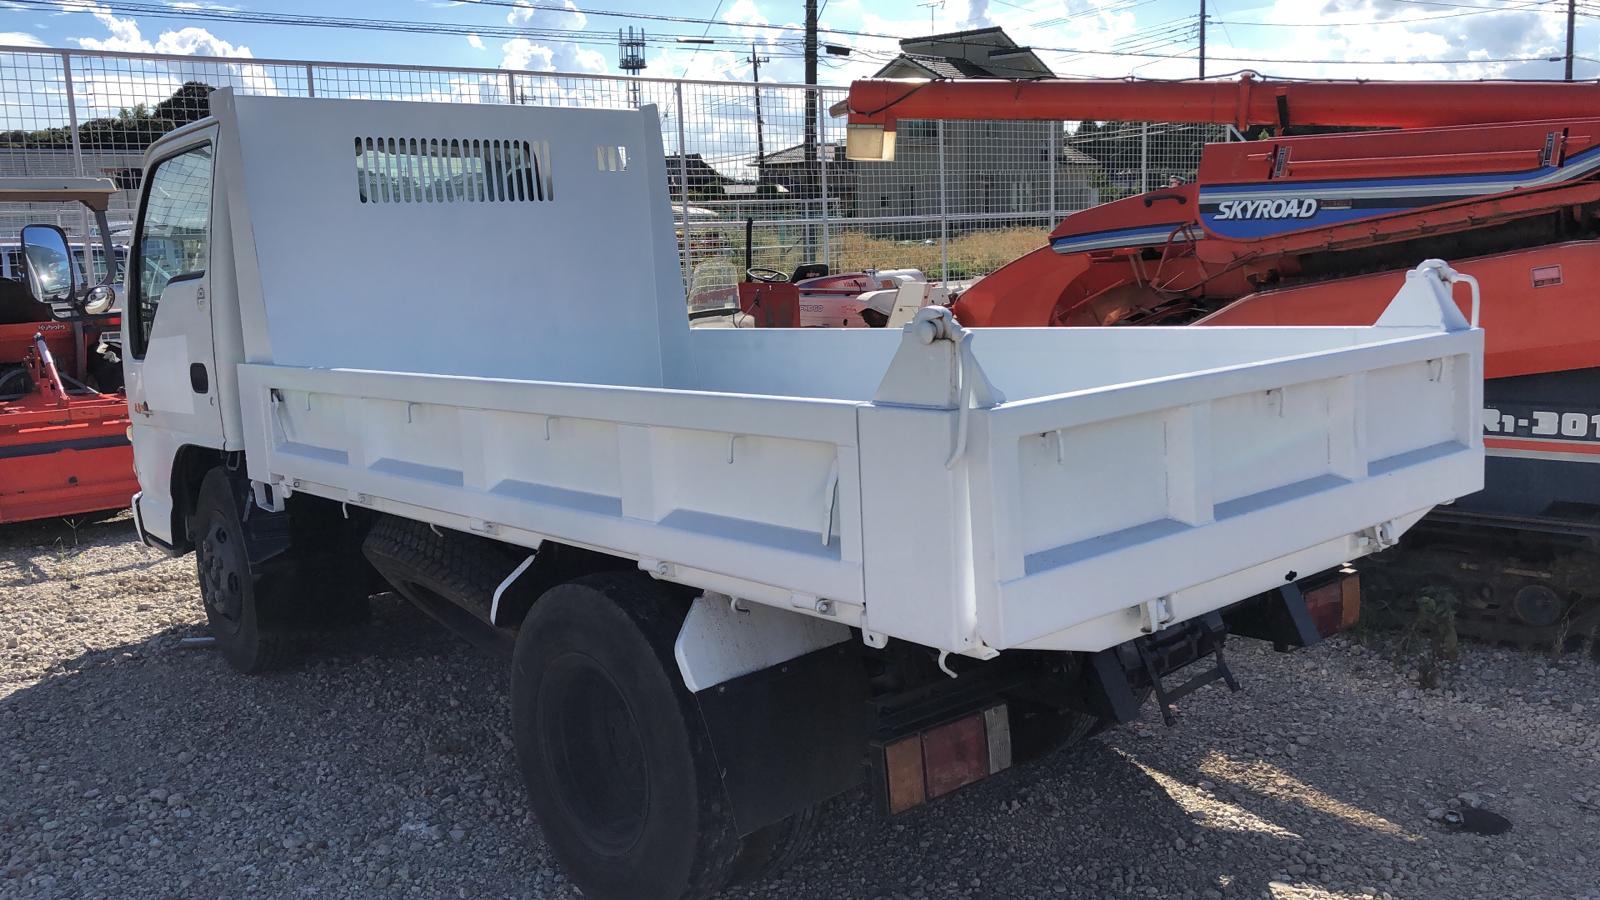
[970,324,1482,651]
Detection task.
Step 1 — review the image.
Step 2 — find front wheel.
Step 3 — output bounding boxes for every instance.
[193,468,295,673]
[511,573,813,899]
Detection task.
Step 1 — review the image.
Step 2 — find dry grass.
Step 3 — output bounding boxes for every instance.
[692,225,1050,286]
[829,227,1049,278]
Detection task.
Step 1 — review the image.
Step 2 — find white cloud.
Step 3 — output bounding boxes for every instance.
[466,32,484,50]
[0,31,44,47]
[497,0,608,74]
[69,2,254,58]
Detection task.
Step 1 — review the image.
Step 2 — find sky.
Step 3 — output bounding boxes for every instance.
[0,0,1596,88]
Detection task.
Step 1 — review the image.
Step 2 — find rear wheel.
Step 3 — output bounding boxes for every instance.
[511,573,814,899]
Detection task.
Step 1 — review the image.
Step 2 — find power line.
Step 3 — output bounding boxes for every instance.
[22,0,904,42]
[22,0,1578,75]
[1214,0,1563,26]
[676,0,727,77]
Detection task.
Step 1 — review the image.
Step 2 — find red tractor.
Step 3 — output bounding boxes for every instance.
[0,178,136,524]
[842,74,1600,649]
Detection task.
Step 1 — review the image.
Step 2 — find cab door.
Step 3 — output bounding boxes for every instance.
[124,128,225,542]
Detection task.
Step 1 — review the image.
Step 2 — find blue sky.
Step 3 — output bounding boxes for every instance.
[0,0,1595,85]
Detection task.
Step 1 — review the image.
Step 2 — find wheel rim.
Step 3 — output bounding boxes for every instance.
[539,653,650,857]
[197,512,246,633]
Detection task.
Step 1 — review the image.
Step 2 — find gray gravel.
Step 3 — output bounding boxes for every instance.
[3,514,1598,899]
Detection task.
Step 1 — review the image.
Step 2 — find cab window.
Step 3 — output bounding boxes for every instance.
[130,144,213,358]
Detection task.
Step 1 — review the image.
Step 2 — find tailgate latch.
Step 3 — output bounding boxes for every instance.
[1359,519,1399,552]
[1138,594,1177,633]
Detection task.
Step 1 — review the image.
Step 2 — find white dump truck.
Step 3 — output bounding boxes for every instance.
[125,90,1484,899]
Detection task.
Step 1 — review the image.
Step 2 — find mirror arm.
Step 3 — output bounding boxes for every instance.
[93,208,115,289]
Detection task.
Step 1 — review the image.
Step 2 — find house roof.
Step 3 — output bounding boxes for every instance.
[901,26,1012,46]
[1060,146,1099,167]
[890,54,988,79]
[759,143,843,166]
[873,26,1054,80]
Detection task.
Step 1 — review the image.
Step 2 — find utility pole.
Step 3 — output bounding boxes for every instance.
[749,42,769,166]
[804,0,818,175]
[1198,0,1206,80]
[1566,0,1576,81]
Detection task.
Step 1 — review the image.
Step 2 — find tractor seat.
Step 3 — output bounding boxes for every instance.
[0,277,52,326]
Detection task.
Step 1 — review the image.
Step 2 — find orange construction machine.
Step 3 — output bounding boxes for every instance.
[0,178,135,524]
[843,74,1600,650]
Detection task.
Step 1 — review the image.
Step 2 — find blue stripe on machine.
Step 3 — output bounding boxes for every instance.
[1050,224,1195,254]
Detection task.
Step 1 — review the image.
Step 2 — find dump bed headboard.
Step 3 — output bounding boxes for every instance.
[212,90,691,388]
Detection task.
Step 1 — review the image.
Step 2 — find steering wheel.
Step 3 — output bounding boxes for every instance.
[746,266,789,284]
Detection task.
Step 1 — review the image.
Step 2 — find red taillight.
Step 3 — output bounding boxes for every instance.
[881,704,1011,814]
[922,713,987,799]
[1305,568,1360,637]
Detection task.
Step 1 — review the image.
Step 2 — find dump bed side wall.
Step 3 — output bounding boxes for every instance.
[237,364,868,615]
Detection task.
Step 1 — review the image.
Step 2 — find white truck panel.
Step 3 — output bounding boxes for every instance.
[209,91,692,388]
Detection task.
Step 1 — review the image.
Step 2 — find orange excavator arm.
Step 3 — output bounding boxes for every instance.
[843,75,1600,160]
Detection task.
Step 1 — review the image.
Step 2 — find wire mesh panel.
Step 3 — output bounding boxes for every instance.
[70,52,308,250]
[0,46,1228,309]
[1066,120,1229,201]
[315,64,509,106]
[0,50,84,257]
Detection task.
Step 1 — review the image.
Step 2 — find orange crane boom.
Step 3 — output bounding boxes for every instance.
[843,75,1600,159]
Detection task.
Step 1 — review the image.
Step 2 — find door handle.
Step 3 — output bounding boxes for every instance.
[190,363,209,394]
[132,400,151,417]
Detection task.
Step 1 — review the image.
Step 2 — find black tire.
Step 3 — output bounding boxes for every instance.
[726,804,819,886]
[512,573,802,899]
[194,468,296,673]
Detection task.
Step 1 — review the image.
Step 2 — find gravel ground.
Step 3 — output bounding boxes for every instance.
[2,515,1598,900]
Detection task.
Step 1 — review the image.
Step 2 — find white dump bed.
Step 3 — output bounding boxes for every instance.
[208,91,1483,657]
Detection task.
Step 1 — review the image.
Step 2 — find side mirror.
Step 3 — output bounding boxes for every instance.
[83,284,117,315]
[20,223,76,304]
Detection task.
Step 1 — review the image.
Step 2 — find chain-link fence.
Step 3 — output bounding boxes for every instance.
[0,45,1224,309]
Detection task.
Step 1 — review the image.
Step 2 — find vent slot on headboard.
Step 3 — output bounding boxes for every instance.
[354,137,553,204]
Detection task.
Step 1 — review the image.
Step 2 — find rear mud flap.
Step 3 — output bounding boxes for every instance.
[693,643,870,836]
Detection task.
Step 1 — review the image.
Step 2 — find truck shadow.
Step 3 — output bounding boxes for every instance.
[1,592,1415,899]
[741,733,1344,900]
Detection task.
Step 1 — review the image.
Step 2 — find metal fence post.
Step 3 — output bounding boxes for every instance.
[937,119,948,283]
[818,103,830,269]
[504,71,515,104]
[675,83,691,299]
[1140,122,1150,193]
[306,63,315,97]
[61,52,84,178]
[60,52,95,243]
[1046,120,1057,225]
